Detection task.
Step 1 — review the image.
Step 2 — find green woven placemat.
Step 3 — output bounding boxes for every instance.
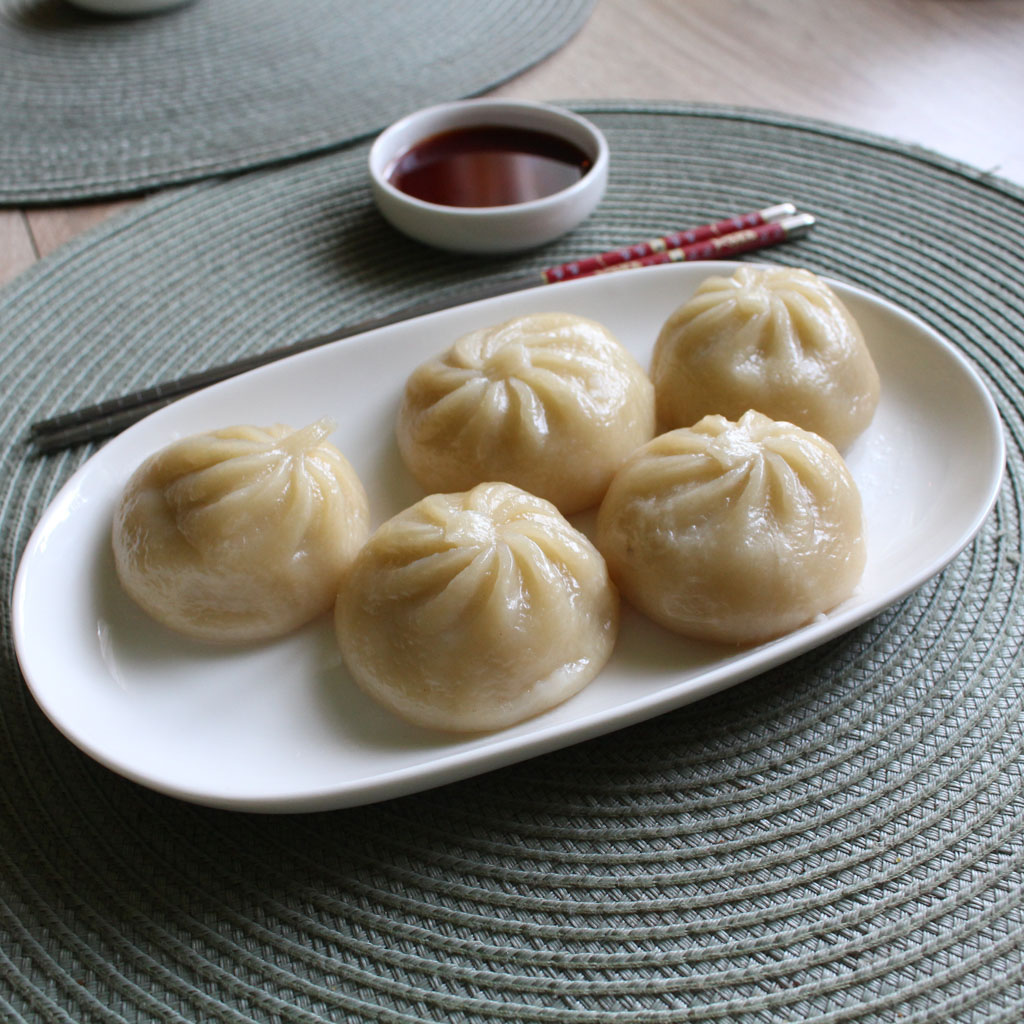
[0,0,594,204]
[3,102,1023,1022]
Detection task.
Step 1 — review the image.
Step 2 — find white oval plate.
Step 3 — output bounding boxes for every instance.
[13,262,1005,813]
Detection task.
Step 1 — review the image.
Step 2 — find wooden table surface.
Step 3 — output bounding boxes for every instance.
[2,0,1022,290]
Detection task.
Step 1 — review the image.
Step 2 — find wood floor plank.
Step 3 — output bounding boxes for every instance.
[25,199,139,260]
[0,211,38,289]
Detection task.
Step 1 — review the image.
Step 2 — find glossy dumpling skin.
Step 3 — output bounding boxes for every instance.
[651,266,880,450]
[112,419,370,643]
[596,410,866,646]
[396,313,655,514]
[335,482,619,733]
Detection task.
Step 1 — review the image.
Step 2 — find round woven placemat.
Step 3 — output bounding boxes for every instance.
[0,0,594,204]
[3,102,1024,1023]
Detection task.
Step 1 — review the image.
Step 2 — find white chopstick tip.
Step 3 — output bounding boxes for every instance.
[761,201,798,221]
[781,212,816,237]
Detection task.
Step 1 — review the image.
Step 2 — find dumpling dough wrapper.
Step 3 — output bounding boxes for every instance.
[651,266,880,451]
[397,313,655,514]
[596,410,866,646]
[112,419,370,643]
[335,482,619,732]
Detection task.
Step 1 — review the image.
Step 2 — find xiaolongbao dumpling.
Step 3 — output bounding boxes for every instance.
[651,266,880,450]
[112,418,370,643]
[335,482,619,732]
[397,313,655,514]
[596,410,866,646]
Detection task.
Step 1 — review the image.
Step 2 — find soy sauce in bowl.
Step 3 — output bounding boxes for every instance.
[388,125,593,208]
[368,100,609,253]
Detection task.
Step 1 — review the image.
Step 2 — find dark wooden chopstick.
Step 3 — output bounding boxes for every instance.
[27,276,535,453]
[28,205,813,452]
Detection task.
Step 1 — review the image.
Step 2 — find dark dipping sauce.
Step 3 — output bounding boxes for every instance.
[388,125,593,208]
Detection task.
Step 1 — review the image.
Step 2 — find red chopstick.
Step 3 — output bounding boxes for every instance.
[542,202,797,283]
[581,214,815,276]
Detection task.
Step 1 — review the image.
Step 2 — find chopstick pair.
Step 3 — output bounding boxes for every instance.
[28,202,814,452]
[540,201,808,282]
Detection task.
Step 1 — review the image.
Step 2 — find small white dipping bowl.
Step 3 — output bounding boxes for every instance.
[368,99,609,254]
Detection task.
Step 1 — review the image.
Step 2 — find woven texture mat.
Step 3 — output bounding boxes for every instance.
[0,0,593,204]
[3,102,1024,1022]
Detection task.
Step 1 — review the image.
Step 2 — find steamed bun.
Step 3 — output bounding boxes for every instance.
[596,410,866,646]
[651,266,880,450]
[396,313,655,514]
[335,482,619,733]
[112,419,370,643]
